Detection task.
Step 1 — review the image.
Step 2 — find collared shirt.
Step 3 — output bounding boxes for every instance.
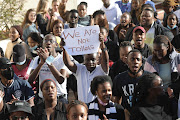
[73,64,107,103]
[145,23,155,49]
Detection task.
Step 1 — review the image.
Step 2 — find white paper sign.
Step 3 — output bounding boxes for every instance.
[61,25,100,55]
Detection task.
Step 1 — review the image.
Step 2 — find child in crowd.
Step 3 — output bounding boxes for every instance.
[115,0,131,13]
[22,9,39,43]
[164,13,179,36]
[36,0,50,35]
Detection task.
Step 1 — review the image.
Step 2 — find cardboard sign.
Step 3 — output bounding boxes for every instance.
[61,25,100,55]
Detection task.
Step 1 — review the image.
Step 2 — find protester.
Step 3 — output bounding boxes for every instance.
[130,0,141,25]
[171,33,180,51]
[67,100,88,120]
[88,75,125,120]
[0,57,34,106]
[115,0,131,13]
[61,33,109,103]
[140,0,156,11]
[22,9,39,43]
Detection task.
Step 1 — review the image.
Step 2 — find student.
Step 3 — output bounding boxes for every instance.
[164,13,179,36]
[5,25,32,60]
[22,9,39,43]
[51,0,64,22]
[115,0,131,13]
[61,33,109,103]
[131,73,174,120]
[132,26,152,59]
[114,12,135,44]
[67,100,88,120]
[0,57,34,106]
[113,49,149,119]
[36,0,50,35]
[101,0,122,27]
[88,75,125,120]
[32,79,67,120]
[109,41,133,80]
[130,0,141,25]
[28,34,67,103]
[27,32,43,58]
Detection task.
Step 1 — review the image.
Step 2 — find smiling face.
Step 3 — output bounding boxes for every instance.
[120,13,131,27]
[96,82,112,103]
[133,29,146,48]
[140,10,154,27]
[84,53,97,72]
[9,27,20,41]
[28,11,36,23]
[77,4,87,17]
[127,52,142,73]
[42,81,57,101]
[153,43,168,60]
[167,14,177,28]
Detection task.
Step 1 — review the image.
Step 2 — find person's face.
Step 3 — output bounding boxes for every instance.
[84,53,97,72]
[133,30,146,47]
[163,5,174,14]
[69,12,78,24]
[96,82,112,103]
[131,0,139,10]
[120,13,131,27]
[27,37,39,48]
[77,5,87,17]
[94,14,105,25]
[122,0,129,3]
[43,35,57,52]
[140,10,154,27]
[9,27,20,41]
[153,43,168,60]
[53,23,63,36]
[9,111,29,120]
[28,11,36,23]
[120,46,132,64]
[127,52,142,73]
[167,14,177,28]
[42,81,57,101]
[67,105,88,120]
[102,0,110,5]
[52,1,59,12]
[45,2,50,12]
[100,28,108,40]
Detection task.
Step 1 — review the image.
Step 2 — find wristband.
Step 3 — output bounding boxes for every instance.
[46,56,55,65]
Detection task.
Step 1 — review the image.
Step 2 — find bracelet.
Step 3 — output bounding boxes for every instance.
[46,56,55,65]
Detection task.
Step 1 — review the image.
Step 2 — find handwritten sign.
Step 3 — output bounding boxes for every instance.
[61,25,100,55]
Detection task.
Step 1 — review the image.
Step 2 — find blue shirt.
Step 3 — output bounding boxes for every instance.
[0,74,34,102]
[145,1,156,11]
[115,1,131,13]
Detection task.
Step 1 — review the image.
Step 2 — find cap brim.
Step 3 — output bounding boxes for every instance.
[9,108,34,116]
[13,54,25,62]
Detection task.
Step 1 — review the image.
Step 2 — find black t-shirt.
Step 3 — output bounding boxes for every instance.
[0,102,9,120]
[109,59,128,81]
[134,44,152,59]
[112,71,149,111]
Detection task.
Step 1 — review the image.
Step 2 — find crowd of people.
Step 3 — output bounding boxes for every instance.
[0,0,180,119]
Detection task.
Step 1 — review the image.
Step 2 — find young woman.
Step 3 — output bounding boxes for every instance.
[22,9,39,43]
[67,100,88,120]
[164,13,179,36]
[88,75,125,120]
[36,0,50,35]
[5,25,32,60]
[130,0,141,25]
[32,79,67,120]
[27,32,43,58]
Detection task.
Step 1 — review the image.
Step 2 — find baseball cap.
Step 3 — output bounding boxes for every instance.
[133,26,146,33]
[0,57,12,69]
[13,44,25,62]
[8,100,33,116]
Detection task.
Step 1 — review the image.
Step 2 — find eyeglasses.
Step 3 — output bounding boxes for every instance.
[11,116,29,120]
[44,40,56,43]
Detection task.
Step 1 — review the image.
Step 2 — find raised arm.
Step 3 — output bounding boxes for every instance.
[59,0,69,21]
[99,33,109,74]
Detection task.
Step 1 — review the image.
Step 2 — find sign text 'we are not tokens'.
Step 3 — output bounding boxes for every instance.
[61,25,100,55]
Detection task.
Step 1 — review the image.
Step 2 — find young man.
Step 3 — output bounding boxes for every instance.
[132,26,152,59]
[28,34,67,103]
[101,0,122,26]
[61,33,109,103]
[0,57,34,106]
[109,41,132,80]
[113,50,149,114]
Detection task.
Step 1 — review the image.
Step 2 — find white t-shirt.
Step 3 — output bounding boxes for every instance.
[101,3,122,25]
[32,53,67,98]
[73,64,107,103]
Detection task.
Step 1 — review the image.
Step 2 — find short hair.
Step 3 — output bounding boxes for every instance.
[28,32,43,47]
[69,9,78,14]
[40,79,56,91]
[90,75,112,95]
[163,13,179,27]
[123,12,132,21]
[127,49,142,57]
[93,10,105,18]
[67,100,88,114]
[100,26,108,33]
[141,4,157,18]
[78,2,88,8]
[50,19,64,32]
[0,47,4,57]
[120,41,133,48]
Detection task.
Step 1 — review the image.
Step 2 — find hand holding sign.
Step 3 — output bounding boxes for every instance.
[61,25,100,55]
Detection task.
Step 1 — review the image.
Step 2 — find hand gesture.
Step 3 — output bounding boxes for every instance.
[60,38,66,48]
[167,87,174,98]
[118,29,126,40]
[98,114,108,120]
[7,94,19,104]
[99,33,106,50]
[37,47,49,64]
